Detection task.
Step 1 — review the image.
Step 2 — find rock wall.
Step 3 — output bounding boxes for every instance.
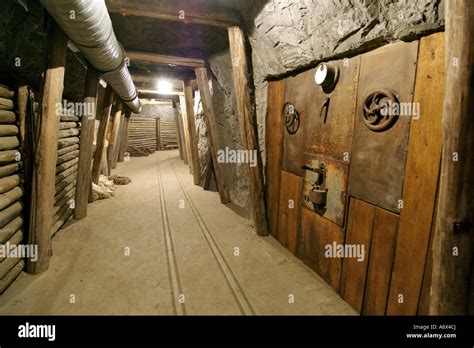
[209,52,250,209]
[193,90,210,185]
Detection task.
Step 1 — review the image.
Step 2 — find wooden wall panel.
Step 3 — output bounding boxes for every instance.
[362,208,399,315]
[265,80,286,238]
[386,32,444,315]
[417,213,436,315]
[277,170,302,254]
[300,207,344,292]
[341,198,400,314]
[340,198,375,312]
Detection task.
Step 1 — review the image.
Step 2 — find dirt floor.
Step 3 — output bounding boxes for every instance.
[0,151,356,315]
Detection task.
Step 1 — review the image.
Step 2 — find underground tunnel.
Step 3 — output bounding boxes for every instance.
[0,0,473,343]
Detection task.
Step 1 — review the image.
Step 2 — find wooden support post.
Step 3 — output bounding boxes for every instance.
[195,68,230,203]
[118,110,131,162]
[113,111,125,168]
[107,101,122,175]
[156,117,160,151]
[172,99,185,160]
[91,87,113,184]
[74,66,99,220]
[228,26,268,236]
[183,80,200,185]
[18,85,34,254]
[27,22,68,274]
[429,0,474,315]
[179,95,191,167]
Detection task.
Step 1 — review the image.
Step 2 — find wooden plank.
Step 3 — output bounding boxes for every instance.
[418,205,437,315]
[0,186,23,211]
[156,117,160,151]
[0,163,20,178]
[0,216,23,244]
[265,80,286,239]
[74,67,99,220]
[27,22,67,274]
[0,201,22,229]
[195,67,230,203]
[277,170,301,255]
[137,89,183,96]
[0,98,14,110]
[118,111,131,162]
[172,100,184,160]
[107,101,123,176]
[17,86,30,223]
[56,157,79,174]
[106,0,241,28]
[340,198,375,313]
[55,164,78,185]
[300,207,344,292]
[113,111,125,168]
[0,125,19,136]
[58,128,80,138]
[430,1,474,315]
[228,26,268,236]
[116,112,126,163]
[0,175,20,194]
[0,137,20,150]
[0,150,19,165]
[183,80,200,184]
[57,144,79,157]
[0,110,16,124]
[362,208,399,315]
[127,51,204,68]
[0,85,14,99]
[386,33,445,315]
[0,260,24,294]
[59,122,77,130]
[58,137,79,149]
[179,95,191,167]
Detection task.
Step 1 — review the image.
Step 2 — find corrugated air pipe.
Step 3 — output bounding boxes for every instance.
[40,0,141,113]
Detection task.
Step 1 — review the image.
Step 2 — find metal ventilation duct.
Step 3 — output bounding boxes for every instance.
[40,0,141,113]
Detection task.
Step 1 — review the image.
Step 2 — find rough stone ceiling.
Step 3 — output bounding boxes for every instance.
[110,13,229,59]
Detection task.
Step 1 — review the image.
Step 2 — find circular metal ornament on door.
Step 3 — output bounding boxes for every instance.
[362,90,399,132]
[282,102,300,135]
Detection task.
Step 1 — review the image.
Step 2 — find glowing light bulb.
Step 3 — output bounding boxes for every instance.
[157,80,172,93]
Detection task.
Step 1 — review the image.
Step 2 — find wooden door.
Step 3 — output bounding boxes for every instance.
[277,170,302,255]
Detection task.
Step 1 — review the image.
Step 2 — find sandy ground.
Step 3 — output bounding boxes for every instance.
[0,151,356,315]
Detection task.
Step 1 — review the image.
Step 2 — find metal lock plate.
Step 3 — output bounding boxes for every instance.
[302,154,348,227]
[348,40,418,214]
[304,56,361,161]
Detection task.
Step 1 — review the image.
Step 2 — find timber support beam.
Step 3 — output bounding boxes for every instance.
[228,26,268,236]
